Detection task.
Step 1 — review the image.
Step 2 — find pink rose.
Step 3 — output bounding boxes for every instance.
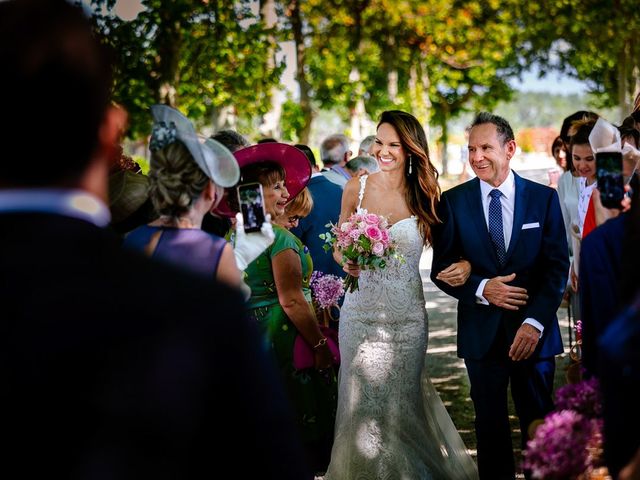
[380,229,389,244]
[365,213,379,225]
[365,225,382,241]
[372,242,384,256]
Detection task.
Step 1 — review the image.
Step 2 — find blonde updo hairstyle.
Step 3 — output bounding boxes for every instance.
[148,141,221,218]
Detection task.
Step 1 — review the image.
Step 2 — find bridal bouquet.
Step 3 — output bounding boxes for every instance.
[320,210,400,293]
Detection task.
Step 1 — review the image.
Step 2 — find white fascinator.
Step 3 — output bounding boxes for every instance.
[149,105,240,187]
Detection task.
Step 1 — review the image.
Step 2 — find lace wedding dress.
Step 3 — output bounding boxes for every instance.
[324,176,478,480]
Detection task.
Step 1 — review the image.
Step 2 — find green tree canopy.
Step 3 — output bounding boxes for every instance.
[90,0,283,139]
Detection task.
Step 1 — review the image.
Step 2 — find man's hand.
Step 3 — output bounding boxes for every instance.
[509,323,540,361]
[436,259,471,287]
[483,273,528,310]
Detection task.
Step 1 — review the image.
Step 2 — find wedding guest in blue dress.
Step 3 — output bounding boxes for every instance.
[124,106,243,287]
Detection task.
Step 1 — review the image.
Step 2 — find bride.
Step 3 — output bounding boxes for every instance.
[324,110,479,479]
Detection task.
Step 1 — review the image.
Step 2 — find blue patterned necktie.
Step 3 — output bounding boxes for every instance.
[488,189,506,266]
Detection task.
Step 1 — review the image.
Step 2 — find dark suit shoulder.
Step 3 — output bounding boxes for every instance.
[309,175,343,195]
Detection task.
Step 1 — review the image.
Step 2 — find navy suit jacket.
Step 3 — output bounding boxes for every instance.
[579,214,625,374]
[291,175,345,279]
[431,173,569,360]
[1,213,311,479]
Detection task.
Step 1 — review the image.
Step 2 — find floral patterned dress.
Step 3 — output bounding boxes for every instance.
[245,224,337,472]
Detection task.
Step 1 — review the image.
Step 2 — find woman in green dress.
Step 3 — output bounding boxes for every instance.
[217,143,338,476]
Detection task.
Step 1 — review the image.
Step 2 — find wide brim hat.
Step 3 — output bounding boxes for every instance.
[108,170,150,224]
[213,142,312,218]
[150,105,240,187]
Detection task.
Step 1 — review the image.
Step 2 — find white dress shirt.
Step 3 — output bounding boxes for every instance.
[0,189,111,227]
[474,171,545,335]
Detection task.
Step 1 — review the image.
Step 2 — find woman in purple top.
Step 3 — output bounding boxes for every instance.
[124,105,242,287]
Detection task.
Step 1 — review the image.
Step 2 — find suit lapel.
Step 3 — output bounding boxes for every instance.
[464,179,501,266]
[505,172,528,262]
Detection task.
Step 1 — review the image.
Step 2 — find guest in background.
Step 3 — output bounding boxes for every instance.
[548,135,567,189]
[218,143,337,475]
[291,144,345,280]
[123,105,243,289]
[276,187,313,231]
[108,147,156,236]
[358,134,376,156]
[201,129,250,237]
[320,133,352,188]
[345,154,380,177]
[0,1,310,478]
[598,172,640,478]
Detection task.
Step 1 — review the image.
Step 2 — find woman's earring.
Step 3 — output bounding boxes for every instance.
[408,154,413,175]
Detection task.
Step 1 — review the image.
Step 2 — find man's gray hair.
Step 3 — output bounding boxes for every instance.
[320,134,350,165]
[470,112,514,145]
[358,135,376,156]
[345,155,380,174]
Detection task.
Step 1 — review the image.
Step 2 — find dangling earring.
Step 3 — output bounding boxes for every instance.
[408,154,413,175]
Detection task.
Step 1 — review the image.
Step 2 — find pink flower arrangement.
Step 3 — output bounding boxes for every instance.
[555,377,602,417]
[320,210,400,292]
[523,378,606,479]
[310,271,345,310]
[575,320,583,342]
[523,410,597,479]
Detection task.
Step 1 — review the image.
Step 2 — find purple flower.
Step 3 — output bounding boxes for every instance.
[523,410,594,479]
[310,271,345,310]
[555,377,603,417]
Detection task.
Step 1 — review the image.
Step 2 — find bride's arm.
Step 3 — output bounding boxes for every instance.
[436,259,471,287]
[332,177,360,273]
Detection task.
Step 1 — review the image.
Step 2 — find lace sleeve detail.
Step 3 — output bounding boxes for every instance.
[356,174,369,212]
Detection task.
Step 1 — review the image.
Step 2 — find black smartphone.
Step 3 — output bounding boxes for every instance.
[596,151,624,209]
[237,182,266,233]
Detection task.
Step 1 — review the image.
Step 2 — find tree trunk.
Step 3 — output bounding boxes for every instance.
[211,105,237,131]
[418,57,432,139]
[289,0,313,144]
[440,116,449,177]
[618,44,631,123]
[156,11,181,107]
[258,0,281,139]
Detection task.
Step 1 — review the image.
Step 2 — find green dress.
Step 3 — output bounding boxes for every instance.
[245,225,337,470]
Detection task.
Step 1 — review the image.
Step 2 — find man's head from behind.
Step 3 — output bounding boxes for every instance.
[320,134,351,167]
[358,135,376,157]
[0,0,115,187]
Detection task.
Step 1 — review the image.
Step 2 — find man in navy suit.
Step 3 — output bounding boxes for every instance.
[0,1,310,478]
[431,112,569,479]
[291,144,345,280]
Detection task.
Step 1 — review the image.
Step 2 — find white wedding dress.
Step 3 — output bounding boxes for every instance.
[324,176,478,480]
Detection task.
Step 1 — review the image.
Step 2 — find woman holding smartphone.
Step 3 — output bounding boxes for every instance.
[216,143,337,476]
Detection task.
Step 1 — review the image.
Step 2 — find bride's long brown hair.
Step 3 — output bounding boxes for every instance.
[377,110,441,245]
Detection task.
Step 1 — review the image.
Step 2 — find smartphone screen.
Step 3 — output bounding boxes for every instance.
[237,182,266,233]
[596,151,624,209]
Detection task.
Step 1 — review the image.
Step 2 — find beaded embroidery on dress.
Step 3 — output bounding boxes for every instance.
[324,175,478,480]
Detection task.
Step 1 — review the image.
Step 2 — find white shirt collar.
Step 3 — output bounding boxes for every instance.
[479,170,515,200]
[0,189,111,227]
